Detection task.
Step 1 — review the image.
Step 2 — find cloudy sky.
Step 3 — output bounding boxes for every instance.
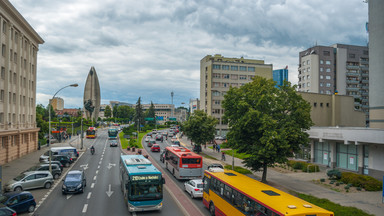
[10,0,368,108]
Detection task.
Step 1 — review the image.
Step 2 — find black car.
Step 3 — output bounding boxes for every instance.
[62,170,86,194]
[52,155,73,167]
[41,160,64,171]
[0,203,16,216]
[0,191,36,214]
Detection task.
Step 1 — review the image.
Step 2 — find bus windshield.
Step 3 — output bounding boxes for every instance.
[129,175,163,201]
[86,130,96,135]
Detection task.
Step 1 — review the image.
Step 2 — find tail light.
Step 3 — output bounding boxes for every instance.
[194,189,200,191]
[12,213,17,216]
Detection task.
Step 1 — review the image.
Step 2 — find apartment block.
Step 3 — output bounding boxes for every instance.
[200,54,273,135]
[0,0,44,165]
[50,97,64,111]
[273,67,288,88]
[298,44,369,124]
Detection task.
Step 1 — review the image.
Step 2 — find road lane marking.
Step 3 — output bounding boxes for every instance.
[94,176,97,181]
[91,183,95,188]
[87,192,92,199]
[96,170,99,174]
[98,165,100,169]
[82,204,88,213]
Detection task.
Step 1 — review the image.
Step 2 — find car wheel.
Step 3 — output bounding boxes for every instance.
[28,205,35,213]
[209,202,215,216]
[44,182,52,189]
[54,173,60,179]
[14,186,22,192]
[190,191,194,198]
[62,191,66,195]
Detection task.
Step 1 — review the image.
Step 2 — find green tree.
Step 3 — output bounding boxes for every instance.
[222,77,313,183]
[36,104,49,140]
[182,110,217,153]
[105,105,112,118]
[134,97,145,130]
[144,101,156,125]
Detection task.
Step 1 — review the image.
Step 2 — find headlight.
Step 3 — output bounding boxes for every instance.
[77,184,82,189]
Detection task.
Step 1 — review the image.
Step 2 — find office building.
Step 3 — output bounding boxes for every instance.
[50,97,64,111]
[200,54,273,135]
[189,98,199,114]
[142,103,175,123]
[273,67,288,88]
[368,0,384,128]
[0,0,44,164]
[298,44,369,124]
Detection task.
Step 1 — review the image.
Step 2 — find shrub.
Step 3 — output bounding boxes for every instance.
[356,187,362,191]
[341,172,382,191]
[344,185,350,190]
[292,161,305,170]
[327,169,341,180]
[335,182,340,186]
[330,180,335,184]
[320,178,325,182]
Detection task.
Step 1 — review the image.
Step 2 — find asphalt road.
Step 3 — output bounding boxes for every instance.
[142,129,211,216]
[31,129,184,216]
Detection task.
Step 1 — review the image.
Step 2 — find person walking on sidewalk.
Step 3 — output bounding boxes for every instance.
[213,144,216,151]
[221,152,226,161]
[217,144,221,152]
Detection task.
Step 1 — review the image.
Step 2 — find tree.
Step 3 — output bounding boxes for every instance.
[222,77,313,183]
[36,104,49,140]
[145,101,156,125]
[105,105,112,118]
[182,110,217,153]
[133,97,145,130]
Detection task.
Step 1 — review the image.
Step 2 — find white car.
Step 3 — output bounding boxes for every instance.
[184,179,203,198]
[144,136,151,142]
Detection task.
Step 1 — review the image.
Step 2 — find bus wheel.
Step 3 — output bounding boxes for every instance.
[209,202,215,216]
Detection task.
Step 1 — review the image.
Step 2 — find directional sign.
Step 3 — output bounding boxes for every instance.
[107,163,116,170]
[106,184,113,197]
[145,118,154,121]
[169,117,176,121]
[80,164,89,170]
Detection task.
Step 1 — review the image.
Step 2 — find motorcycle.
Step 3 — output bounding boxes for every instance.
[90,147,95,155]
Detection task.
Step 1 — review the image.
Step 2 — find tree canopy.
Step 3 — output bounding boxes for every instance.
[134,97,145,129]
[182,110,217,153]
[222,76,313,182]
[104,105,112,118]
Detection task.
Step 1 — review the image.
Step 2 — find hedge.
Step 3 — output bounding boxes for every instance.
[340,172,382,191]
[287,160,320,172]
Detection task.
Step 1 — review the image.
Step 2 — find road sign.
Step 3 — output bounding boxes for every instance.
[156,116,164,120]
[145,118,154,121]
[169,117,176,121]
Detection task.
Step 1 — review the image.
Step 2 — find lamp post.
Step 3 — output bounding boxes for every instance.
[48,83,78,173]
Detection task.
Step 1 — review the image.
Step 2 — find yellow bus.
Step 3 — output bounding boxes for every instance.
[203,168,334,216]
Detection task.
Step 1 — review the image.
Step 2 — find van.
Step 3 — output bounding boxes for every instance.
[40,147,79,162]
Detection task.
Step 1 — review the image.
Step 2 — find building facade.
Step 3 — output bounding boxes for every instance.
[200,54,273,135]
[368,0,384,129]
[189,98,199,114]
[0,0,44,165]
[142,103,175,123]
[272,67,288,88]
[50,97,64,111]
[298,44,369,124]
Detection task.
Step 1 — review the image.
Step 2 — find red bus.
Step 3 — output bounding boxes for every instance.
[164,146,203,179]
[86,127,97,139]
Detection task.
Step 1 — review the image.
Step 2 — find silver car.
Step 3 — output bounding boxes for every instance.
[3,171,54,192]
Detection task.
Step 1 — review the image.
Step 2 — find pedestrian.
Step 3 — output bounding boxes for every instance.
[204,143,207,149]
[213,144,216,151]
[221,152,226,161]
[217,144,221,152]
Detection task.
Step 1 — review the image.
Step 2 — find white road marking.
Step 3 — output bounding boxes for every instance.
[96,170,99,174]
[82,204,88,213]
[91,183,95,188]
[87,192,92,199]
[94,176,97,181]
[66,195,72,200]
[98,165,100,169]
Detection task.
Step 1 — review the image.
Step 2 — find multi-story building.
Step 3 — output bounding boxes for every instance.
[189,98,199,114]
[200,54,273,135]
[273,67,288,88]
[297,44,369,124]
[50,97,64,111]
[142,103,175,123]
[0,0,44,164]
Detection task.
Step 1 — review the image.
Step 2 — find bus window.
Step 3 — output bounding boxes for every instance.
[203,176,210,193]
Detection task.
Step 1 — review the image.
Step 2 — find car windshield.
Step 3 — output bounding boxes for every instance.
[13,173,26,181]
[0,195,8,204]
[65,173,81,182]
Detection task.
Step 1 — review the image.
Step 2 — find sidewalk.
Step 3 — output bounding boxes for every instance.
[178,135,384,216]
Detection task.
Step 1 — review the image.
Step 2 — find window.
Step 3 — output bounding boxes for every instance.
[222,74,229,79]
[307,75,310,79]
[302,76,305,81]
[1,67,4,79]
[0,90,4,101]
[320,60,324,64]
[239,66,246,71]
[213,64,221,70]
[2,21,6,33]
[326,90,331,95]
[320,68,323,72]
[326,76,331,80]
[349,54,356,58]
[214,100,221,105]
[326,83,331,87]
[231,74,238,80]
[320,75,324,79]
[302,83,305,87]
[239,75,246,80]
[1,44,5,57]
[213,73,220,78]
[248,75,254,80]
[326,68,331,72]
[326,60,331,65]
[213,82,220,87]
[363,50,369,55]
[231,66,238,71]
[320,90,324,94]
[307,82,310,87]
[212,91,220,96]
[303,68,306,73]
[323,51,330,56]
[307,60,310,65]
[13,93,16,104]
[222,65,230,70]
[248,67,255,72]
[222,83,229,88]
[320,83,323,87]
[307,67,310,72]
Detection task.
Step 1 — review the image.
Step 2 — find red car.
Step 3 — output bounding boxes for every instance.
[151,144,160,152]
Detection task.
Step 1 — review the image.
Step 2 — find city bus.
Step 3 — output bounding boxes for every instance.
[203,168,334,216]
[86,127,97,139]
[108,128,118,140]
[119,155,165,212]
[164,146,203,179]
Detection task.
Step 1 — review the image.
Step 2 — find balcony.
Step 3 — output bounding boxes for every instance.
[346,79,359,84]
[361,92,369,96]
[346,72,359,77]
[346,87,360,91]
[360,65,369,70]
[346,65,359,70]
[361,72,369,77]
[361,79,369,84]
[360,59,369,65]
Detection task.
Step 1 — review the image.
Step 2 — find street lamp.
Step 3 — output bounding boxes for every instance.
[48,83,78,172]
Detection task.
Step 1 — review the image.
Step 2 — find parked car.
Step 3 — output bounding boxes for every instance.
[0,191,36,214]
[160,150,166,163]
[62,170,86,194]
[3,171,53,192]
[109,140,118,147]
[147,139,155,147]
[151,144,160,152]
[0,204,16,216]
[184,179,204,198]
[40,147,79,162]
[52,155,73,167]
[24,164,62,179]
[40,160,64,171]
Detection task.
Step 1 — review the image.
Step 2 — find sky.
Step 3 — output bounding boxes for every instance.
[10,0,368,109]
